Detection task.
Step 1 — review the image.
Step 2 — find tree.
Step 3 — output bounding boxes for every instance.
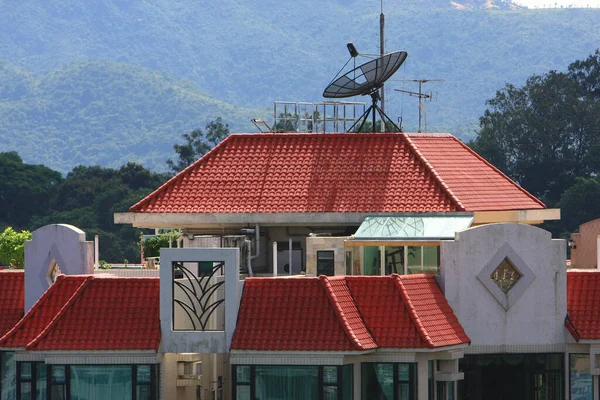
[556,177,600,234]
[469,51,600,205]
[166,117,230,173]
[0,227,31,267]
[0,152,63,230]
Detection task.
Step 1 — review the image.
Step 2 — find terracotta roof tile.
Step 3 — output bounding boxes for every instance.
[0,271,24,337]
[231,278,372,351]
[131,132,535,214]
[25,276,160,351]
[0,275,88,348]
[231,274,468,351]
[406,134,545,211]
[566,271,600,341]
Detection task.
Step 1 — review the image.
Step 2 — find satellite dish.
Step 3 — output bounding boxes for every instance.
[323,50,407,132]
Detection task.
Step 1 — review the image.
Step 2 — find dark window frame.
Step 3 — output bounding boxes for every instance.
[361,362,417,400]
[232,364,352,400]
[13,364,159,400]
[317,250,336,276]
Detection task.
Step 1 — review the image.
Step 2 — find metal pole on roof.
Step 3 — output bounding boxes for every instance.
[289,238,293,275]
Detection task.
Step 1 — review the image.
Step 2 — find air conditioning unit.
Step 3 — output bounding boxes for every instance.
[178,361,203,380]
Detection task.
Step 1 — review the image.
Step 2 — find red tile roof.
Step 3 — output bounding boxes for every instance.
[0,275,161,351]
[566,271,600,341]
[231,277,376,351]
[0,271,24,337]
[130,133,543,214]
[231,274,469,351]
[0,275,88,348]
[406,135,545,211]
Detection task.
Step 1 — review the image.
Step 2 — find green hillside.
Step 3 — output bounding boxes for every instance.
[0,0,599,168]
[0,60,264,173]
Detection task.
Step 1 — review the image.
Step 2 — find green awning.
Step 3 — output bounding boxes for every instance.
[352,215,474,241]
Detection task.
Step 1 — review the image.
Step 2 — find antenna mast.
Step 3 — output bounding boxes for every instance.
[379,0,385,124]
[394,79,444,133]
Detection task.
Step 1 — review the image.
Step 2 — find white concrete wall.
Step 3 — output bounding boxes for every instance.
[441,223,566,350]
[24,224,94,311]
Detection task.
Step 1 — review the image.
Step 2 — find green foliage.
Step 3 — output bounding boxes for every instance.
[24,162,170,263]
[470,50,600,205]
[0,227,32,267]
[0,2,599,163]
[557,177,600,234]
[0,152,63,230]
[0,61,262,174]
[98,260,112,269]
[166,118,230,173]
[142,236,171,258]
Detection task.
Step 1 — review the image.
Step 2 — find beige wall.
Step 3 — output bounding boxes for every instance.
[306,237,348,276]
[571,219,600,269]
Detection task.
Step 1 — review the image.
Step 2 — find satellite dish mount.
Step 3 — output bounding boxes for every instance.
[323,46,407,133]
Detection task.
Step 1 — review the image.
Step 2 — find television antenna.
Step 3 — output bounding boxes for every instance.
[323,45,407,132]
[394,79,444,133]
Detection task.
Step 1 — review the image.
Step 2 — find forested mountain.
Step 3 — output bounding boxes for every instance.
[0,60,262,173]
[0,0,599,171]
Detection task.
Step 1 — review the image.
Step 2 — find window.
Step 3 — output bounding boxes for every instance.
[436,382,454,400]
[364,246,381,275]
[50,365,66,400]
[570,354,592,400]
[362,363,416,400]
[233,365,352,400]
[0,352,16,400]
[317,251,335,276]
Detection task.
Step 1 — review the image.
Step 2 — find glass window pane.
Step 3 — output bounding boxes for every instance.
[362,363,393,400]
[385,247,404,275]
[342,364,353,400]
[346,251,353,275]
[137,385,152,400]
[21,363,32,380]
[255,366,318,400]
[51,385,66,400]
[21,382,32,400]
[364,247,381,276]
[1,352,16,400]
[398,364,410,381]
[398,382,409,400]
[236,385,251,400]
[236,366,251,384]
[324,386,338,400]
[71,365,132,399]
[570,354,593,400]
[137,365,151,384]
[407,246,422,269]
[323,366,337,385]
[51,366,66,384]
[447,382,454,400]
[36,363,47,400]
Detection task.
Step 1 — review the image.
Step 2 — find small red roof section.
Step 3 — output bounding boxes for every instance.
[231,274,469,351]
[0,275,161,351]
[231,277,377,351]
[130,133,543,214]
[406,135,544,211]
[0,275,88,348]
[566,271,600,341]
[0,271,24,337]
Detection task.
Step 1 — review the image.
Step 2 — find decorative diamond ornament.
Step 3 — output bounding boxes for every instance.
[476,242,536,311]
[490,258,522,294]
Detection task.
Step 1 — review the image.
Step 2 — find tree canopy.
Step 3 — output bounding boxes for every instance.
[0,227,31,267]
[470,49,600,234]
[166,117,230,173]
[470,50,600,206]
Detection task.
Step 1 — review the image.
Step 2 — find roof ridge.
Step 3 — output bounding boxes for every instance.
[391,274,435,348]
[318,275,374,351]
[26,276,95,350]
[402,134,466,211]
[129,134,237,212]
[447,136,545,208]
